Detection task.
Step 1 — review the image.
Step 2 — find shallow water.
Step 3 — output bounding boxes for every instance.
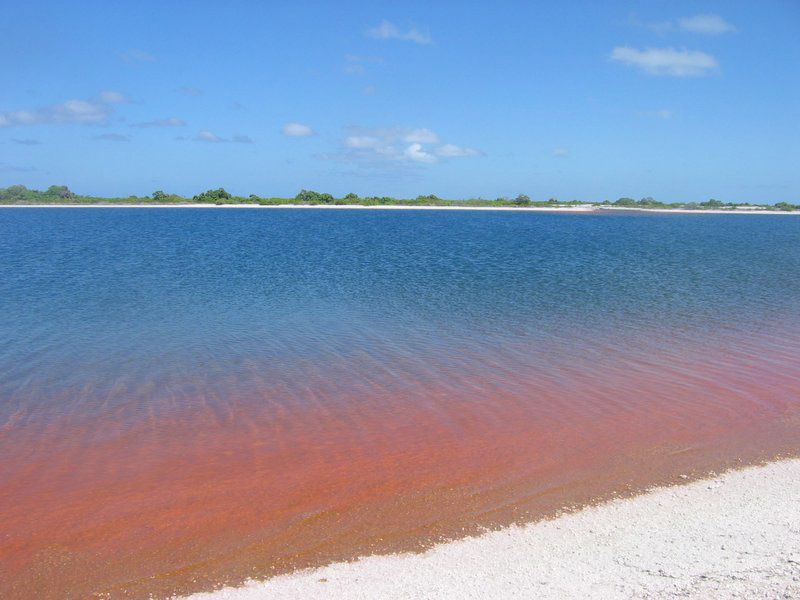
[1,209,799,598]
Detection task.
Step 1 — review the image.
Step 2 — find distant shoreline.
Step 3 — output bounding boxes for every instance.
[2,204,800,214]
[0,203,595,212]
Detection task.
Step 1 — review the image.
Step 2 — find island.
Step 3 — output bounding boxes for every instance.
[1,185,799,212]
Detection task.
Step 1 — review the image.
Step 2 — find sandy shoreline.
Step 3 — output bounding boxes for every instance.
[0,204,596,211]
[1,204,798,214]
[182,457,800,599]
[598,206,800,215]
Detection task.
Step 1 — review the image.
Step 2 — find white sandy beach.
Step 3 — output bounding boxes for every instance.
[2,204,799,214]
[0,204,596,211]
[183,458,800,600]
[596,206,800,215]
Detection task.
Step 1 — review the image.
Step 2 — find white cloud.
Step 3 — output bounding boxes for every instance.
[630,14,736,36]
[0,91,127,127]
[326,126,481,166]
[189,131,254,143]
[610,47,718,76]
[679,14,736,35]
[435,143,481,157]
[131,117,186,128]
[404,143,437,163]
[53,99,112,121]
[403,128,439,144]
[652,109,673,119]
[552,148,569,157]
[99,90,129,104]
[282,122,314,137]
[196,131,224,143]
[0,112,33,126]
[367,20,431,44]
[345,135,379,149]
[344,63,365,76]
[0,97,115,127]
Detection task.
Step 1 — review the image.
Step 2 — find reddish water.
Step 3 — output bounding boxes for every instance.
[2,322,799,599]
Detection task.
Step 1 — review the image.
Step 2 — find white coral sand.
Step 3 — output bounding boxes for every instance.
[184,459,800,599]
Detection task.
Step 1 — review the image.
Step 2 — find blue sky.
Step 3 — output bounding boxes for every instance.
[1,1,798,202]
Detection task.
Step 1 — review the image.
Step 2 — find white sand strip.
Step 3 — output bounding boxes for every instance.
[3,204,799,214]
[184,458,800,599]
[0,204,597,211]
[597,206,800,215]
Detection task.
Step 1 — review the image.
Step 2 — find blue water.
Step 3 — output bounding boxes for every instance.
[1,208,799,424]
[3,208,800,599]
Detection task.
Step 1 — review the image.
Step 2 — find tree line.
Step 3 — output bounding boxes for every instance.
[1,185,798,211]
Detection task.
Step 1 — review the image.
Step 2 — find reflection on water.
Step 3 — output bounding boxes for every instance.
[1,209,799,598]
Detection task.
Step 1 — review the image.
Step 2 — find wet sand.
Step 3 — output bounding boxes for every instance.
[2,323,799,599]
[186,457,800,599]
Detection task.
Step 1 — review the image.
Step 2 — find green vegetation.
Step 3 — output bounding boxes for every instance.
[192,188,233,204]
[599,196,800,211]
[1,185,798,212]
[514,194,531,206]
[0,185,77,203]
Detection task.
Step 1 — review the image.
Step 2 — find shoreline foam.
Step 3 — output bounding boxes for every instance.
[182,457,800,599]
